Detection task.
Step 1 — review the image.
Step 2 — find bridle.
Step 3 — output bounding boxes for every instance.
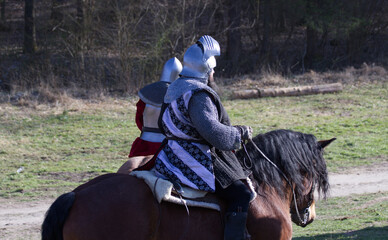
[290,184,315,226]
[241,139,315,226]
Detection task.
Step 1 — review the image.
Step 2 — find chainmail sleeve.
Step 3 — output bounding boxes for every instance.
[188,91,241,150]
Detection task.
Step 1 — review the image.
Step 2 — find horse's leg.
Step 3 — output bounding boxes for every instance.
[63,175,159,240]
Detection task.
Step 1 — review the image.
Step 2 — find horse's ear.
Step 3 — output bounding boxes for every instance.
[318,138,336,149]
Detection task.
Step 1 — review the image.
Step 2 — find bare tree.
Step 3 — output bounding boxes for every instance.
[24,0,37,53]
[304,24,319,69]
[260,0,270,58]
[1,0,5,22]
[76,0,84,23]
[226,0,242,74]
[51,0,62,22]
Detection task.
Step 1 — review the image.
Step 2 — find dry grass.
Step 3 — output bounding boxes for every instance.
[294,63,387,86]
[220,64,388,97]
[0,87,138,120]
[1,64,387,108]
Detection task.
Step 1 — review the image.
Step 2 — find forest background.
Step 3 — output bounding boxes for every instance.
[0,0,387,98]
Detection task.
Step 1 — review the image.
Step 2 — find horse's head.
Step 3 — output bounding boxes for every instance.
[236,130,335,227]
[290,177,316,227]
[290,137,336,227]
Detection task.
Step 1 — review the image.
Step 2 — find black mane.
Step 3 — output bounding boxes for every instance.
[236,129,329,199]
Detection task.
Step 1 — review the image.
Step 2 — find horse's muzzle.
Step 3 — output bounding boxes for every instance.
[293,208,311,227]
[291,200,316,227]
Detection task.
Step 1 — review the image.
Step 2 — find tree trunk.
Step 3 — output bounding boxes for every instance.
[51,0,62,21]
[24,0,37,54]
[232,83,343,99]
[260,0,270,57]
[1,0,5,22]
[304,25,319,69]
[304,0,326,69]
[76,0,84,23]
[252,0,260,48]
[226,0,242,74]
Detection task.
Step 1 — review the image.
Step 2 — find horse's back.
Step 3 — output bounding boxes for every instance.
[63,174,159,240]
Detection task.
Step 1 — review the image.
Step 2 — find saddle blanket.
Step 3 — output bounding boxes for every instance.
[130,170,256,211]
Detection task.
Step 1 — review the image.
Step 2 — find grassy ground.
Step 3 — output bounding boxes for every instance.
[0,82,387,199]
[293,192,388,239]
[0,98,139,198]
[0,81,387,239]
[227,83,388,171]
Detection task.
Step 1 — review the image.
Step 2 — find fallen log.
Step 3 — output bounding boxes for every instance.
[232,83,343,99]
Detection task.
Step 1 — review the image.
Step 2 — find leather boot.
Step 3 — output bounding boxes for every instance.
[224,212,249,240]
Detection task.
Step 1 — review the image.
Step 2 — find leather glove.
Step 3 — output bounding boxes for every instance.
[234,125,253,141]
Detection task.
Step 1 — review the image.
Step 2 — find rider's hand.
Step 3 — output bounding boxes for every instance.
[234,125,253,141]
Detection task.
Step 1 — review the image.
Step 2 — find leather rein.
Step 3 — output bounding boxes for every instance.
[241,139,314,226]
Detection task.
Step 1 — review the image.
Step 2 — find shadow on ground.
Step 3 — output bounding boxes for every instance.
[293,226,388,240]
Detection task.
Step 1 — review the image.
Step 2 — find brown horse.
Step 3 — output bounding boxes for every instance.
[42,129,335,240]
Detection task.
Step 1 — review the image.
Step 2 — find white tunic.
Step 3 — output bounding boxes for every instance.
[154,89,215,192]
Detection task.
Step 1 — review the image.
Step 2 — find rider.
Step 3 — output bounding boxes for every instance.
[128,57,182,160]
[154,35,254,240]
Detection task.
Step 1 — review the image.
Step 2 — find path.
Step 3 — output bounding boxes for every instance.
[1,163,388,240]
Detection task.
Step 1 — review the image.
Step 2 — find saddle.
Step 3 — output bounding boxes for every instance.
[130,170,256,211]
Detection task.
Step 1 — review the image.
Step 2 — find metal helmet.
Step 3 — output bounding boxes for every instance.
[159,57,183,83]
[180,35,221,79]
[138,57,182,106]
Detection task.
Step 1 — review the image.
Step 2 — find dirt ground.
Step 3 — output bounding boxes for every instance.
[1,162,388,240]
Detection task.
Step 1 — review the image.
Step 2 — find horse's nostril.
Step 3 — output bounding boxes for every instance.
[291,207,315,227]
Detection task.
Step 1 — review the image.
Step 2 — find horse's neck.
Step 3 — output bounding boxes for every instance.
[247,186,293,240]
[250,186,291,216]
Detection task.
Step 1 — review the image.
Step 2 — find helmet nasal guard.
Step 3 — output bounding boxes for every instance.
[159,57,183,83]
[180,35,220,78]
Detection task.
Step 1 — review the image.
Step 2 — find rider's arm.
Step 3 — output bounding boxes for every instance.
[188,91,241,150]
